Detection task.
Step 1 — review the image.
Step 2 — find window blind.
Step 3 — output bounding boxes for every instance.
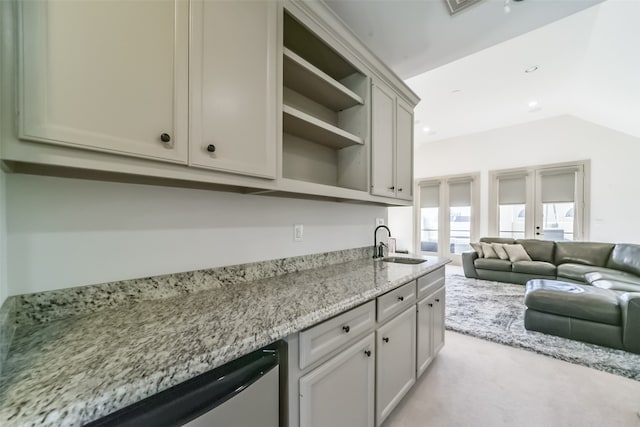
[498,175,526,205]
[449,180,471,207]
[419,183,440,208]
[541,171,576,203]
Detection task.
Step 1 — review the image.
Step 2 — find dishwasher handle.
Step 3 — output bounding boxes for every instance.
[87,345,280,427]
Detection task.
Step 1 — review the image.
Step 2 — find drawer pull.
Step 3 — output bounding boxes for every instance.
[364,350,372,357]
[435,298,440,303]
[342,325,350,333]
[428,303,433,307]
[397,296,404,301]
[382,337,390,343]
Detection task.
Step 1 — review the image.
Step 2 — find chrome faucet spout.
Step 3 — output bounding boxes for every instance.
[373,225,391,259]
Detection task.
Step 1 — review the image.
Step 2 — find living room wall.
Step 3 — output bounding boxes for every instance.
[5,174,386,296]
[395,114,640,250]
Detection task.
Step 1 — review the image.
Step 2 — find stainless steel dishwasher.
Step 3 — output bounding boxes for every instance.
[88,342,281,427]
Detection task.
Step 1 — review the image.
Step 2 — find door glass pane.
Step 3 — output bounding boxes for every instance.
[499,204,525,239]
[542,202,574,241]
[450,206,471,253]
[420,207,438,252]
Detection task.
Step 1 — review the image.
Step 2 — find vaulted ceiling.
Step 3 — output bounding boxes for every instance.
[327,0,639,144]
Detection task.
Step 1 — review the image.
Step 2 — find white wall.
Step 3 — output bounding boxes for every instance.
[387,206,413,253]
[411,115,640,245]
[6,174,386,295]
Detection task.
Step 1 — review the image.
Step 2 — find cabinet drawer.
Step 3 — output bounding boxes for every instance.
[417,267,445,299]
[300,300,376,370]
[377,280,416,323]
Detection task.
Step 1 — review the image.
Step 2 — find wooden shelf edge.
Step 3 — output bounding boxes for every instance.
[283,47,364,109]
[283,104,364,149]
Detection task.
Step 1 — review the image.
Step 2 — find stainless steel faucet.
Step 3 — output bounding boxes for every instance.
[373,225,391,259]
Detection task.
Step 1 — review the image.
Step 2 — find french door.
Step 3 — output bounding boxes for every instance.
[492,162,587,241]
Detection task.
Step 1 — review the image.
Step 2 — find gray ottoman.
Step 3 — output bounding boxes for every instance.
[524,279,624,349]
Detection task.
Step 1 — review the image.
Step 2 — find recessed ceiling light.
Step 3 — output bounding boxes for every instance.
[423,127,431,133]
[528,101,538,108]
[525,66,539,73]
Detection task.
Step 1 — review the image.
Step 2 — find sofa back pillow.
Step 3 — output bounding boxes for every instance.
[480,237,516,244]
[554,242,614,267]
[481,242,498,258]
[515,239,555,263]
[492,243,510,260]
[607,243,640,276]
[470,242,484,258]
[504,244,532,262]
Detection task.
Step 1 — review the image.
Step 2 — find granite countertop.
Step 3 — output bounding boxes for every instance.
[0,255,448,427]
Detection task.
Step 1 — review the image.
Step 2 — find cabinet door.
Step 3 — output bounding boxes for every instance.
[189,0,276,178]
[376,306,416,426]
[395,98,414,201]
[370,83,395,198]
[19,0,188,163]
[300,334,375,427]
[432,287,446,355]
[416,294,434,378]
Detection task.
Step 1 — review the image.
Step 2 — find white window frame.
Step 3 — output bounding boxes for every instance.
[488,160,590,241]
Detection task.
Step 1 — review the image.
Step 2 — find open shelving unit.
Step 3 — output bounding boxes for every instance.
[282,11,369,191]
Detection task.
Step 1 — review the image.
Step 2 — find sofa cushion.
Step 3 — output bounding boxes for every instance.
[504,244,532,262]
[474,258,512,272]
[607,244,640,277]
[555,242,614,267]
[591,280,640,292]
[524,279,621,325]
[557,263,620,282]
[470,242,484,258]
[585,271,640,286]
[516,239,555,264]
[513,261,556,276]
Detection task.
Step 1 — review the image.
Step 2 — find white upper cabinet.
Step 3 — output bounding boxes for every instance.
[18,0,189,163]
[371,84,395,198]
[371,81,415,201]
[189,0,277,179]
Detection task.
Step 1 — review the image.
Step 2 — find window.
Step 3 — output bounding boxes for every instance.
[490,161,588,241]
[416,174,478,262]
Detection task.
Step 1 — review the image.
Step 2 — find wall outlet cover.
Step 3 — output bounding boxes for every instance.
[376,218,385,226]
[294,224,303,241]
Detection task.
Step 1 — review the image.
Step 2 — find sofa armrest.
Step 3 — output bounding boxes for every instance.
[619,292,640,353]
[462,251,479,279]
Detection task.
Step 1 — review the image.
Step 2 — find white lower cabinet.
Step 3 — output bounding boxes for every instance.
[417,285,446,377]
[375,305,416,426]
[299,333,375,427]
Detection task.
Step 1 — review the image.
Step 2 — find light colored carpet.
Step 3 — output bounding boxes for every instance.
[445,274,640,380]
[384,331,640,427]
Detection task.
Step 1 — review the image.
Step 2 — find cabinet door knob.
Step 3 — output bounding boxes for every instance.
[397,296,404,301]
[398,188,403,192]
[435,298,440,303]
[206,144,216,153]
[364,350,372,357]
[388,186,395,190]
[342,325,350,333]
[160,133,171,143]
[382,337,389,343]
[428,303,433,307]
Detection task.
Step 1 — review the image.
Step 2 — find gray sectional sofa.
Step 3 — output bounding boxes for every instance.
[462,237,640,354]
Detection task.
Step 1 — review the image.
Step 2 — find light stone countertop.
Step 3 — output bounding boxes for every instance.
[0,255,448,427]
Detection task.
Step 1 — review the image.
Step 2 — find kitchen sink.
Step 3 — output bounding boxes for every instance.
[382,257,427,264]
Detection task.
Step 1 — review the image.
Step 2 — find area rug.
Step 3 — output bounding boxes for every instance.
[445,274,640,381]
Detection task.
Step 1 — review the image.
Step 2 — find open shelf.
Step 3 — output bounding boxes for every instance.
[283,48,364,111]
[283,105,364,149]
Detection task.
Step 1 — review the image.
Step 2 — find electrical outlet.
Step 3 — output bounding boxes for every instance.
[376,218,385,226]
[294,224,303,241]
